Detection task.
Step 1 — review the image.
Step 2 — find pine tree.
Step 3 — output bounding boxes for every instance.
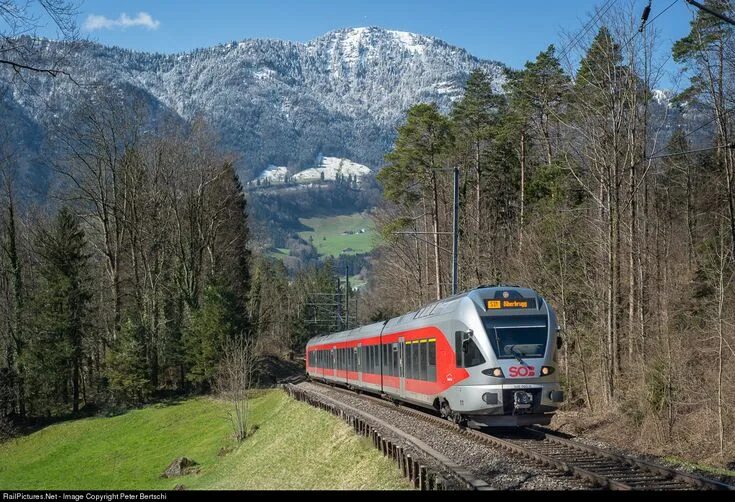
[451,69,503,284]
[673,0,735,258]
[183,285,240,389]
[29,208,91,413]
[378,103,453,299]
[105,320,150,405]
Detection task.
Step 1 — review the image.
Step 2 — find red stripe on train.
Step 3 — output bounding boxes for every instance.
[306,325,470,395]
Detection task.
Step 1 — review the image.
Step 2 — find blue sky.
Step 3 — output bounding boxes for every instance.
[46,1,699,88]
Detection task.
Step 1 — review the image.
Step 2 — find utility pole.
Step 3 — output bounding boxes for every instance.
[685,0,735,26]
[451,166,459,296]
[336,277,342,331]
[345,265,350,329]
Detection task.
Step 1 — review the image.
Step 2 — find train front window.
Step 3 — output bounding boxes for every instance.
[482,316,548,359]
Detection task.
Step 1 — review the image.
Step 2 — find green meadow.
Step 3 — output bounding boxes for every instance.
[298,213,378,257]
[0,390,410,490]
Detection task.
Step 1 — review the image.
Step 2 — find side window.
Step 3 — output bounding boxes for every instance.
[419,341,426,381]
[428,339,436,381]
[455,331,486,368]
[411,342,420,379]
[455,332,463,367]
[405,342,412,379]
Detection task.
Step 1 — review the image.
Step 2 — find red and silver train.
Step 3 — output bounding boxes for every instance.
[306,285,564,427]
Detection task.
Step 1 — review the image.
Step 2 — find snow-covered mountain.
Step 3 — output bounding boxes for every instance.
[1,27,506,187]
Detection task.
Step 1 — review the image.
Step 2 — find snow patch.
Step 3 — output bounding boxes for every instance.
[254,165,288,184]
[388,30,426,55]
[653,89,673,108]
[434,81,459,95]
[253,68,276,80]
[340,27,369,65]
[292,157,371,183]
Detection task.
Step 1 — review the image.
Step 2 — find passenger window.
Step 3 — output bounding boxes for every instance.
[419,341,426,380]
[404,342,411,379]
[455,331,486,368]
[428,340,436,381]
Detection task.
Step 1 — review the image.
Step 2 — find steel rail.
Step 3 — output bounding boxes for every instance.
[284,383,493,490]
[528,426,735,491]
[305,380,735,491]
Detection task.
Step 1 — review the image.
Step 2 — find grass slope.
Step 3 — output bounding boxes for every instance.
[298,213,377,257]
[0,390,410,490]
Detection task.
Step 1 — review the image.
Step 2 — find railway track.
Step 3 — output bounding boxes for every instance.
[284,383,493,490]
[299,380,735,491]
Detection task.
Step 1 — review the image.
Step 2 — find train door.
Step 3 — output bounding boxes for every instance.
[351,347,357,386]
[398,336,406,395]
[357,343,362,384]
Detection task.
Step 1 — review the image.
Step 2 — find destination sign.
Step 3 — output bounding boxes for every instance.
[485,298,536,310]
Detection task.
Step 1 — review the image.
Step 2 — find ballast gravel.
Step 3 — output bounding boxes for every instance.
[296,382,594,490]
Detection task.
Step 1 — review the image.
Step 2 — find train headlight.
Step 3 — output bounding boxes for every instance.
[482,367,504,377]
[541,366,555,376]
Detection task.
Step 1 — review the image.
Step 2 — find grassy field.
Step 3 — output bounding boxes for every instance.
[266,247,290,260]
[0,390,410,490]
[298,213,378,257]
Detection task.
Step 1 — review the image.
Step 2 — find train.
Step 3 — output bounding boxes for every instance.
[305,285,565,427]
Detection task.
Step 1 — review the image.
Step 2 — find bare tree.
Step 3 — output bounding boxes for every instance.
[0,0,79,79]
[214,336,259,442]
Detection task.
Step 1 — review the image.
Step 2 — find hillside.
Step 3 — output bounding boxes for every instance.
[251,156,372,186]
[298,212,378,257]
[0,391,410,490]
[1,27,507,187]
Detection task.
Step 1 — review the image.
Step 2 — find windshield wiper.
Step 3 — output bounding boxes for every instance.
[509,345,525,362]
[493,327,503,358]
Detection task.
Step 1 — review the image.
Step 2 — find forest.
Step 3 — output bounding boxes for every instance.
[365,1,735,462]
[1,0,734,471]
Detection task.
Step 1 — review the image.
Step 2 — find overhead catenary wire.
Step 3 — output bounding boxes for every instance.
[557,0,619,64]
[647,105,735,159]
[619,0,680,55]
[648,142,735,160]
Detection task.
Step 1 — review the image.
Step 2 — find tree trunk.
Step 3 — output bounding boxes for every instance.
[519,129,526,252]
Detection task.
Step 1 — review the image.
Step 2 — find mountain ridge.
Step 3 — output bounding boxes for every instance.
[1,27,507,185]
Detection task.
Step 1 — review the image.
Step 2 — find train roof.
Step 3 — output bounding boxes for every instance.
[306,284,545,348]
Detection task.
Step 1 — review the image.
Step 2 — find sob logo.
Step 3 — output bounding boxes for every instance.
[509,366,536,377]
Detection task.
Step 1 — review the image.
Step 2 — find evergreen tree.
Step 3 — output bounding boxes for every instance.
[28,208,91,414]
[673,0,735,258]
[105,320,150,405]
[451,69,503,283]
[378,103,453,299]
[183,285,241,389]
